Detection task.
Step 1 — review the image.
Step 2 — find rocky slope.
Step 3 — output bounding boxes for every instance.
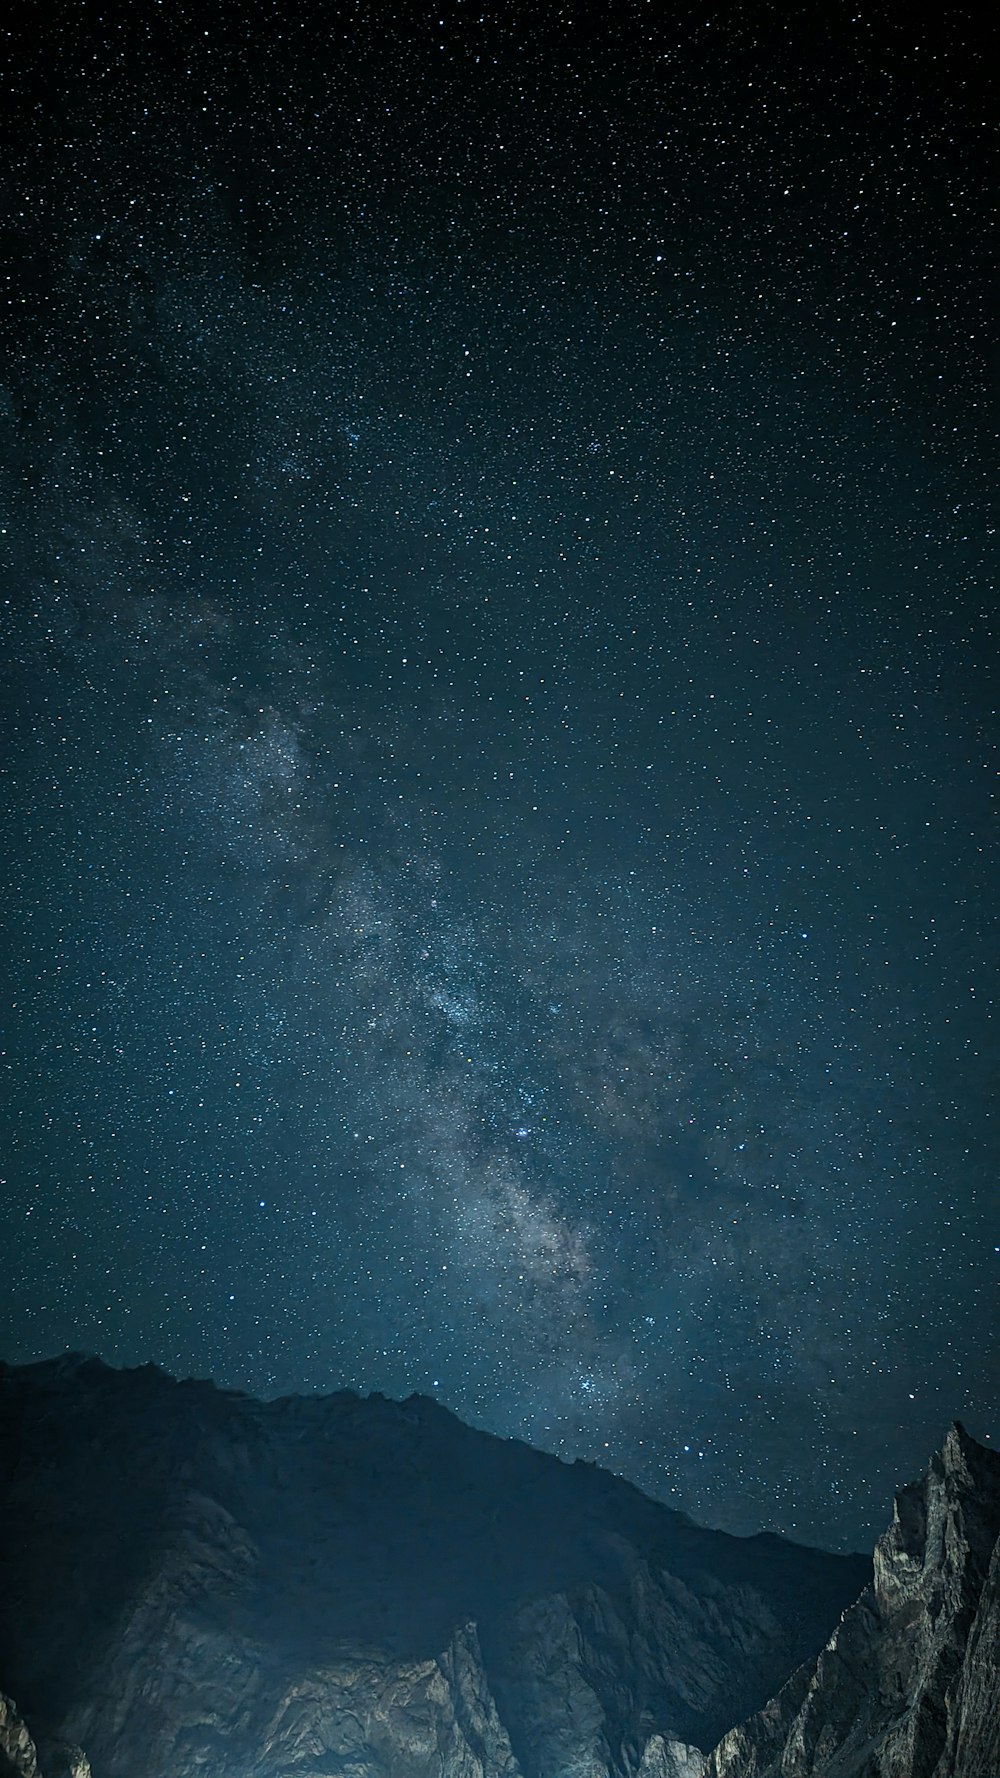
[0,1355,869,1778]
[703,1422,1000,1778]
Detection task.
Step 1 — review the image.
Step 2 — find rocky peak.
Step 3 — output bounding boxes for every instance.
[703,1425,1000,1778]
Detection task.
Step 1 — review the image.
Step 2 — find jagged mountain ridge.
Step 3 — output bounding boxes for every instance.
[0,1355,869,1778]
[703,1422,1000,1778]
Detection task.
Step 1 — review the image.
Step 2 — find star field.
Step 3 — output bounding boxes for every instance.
[1,0,996,1550]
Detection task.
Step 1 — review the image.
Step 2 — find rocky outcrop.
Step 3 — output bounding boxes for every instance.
[0,1692,39,1778]
[0,1356,869,1778]
[0,1693,90,1778]
[703,1423,1000,1778]
[637,1734,707,1777]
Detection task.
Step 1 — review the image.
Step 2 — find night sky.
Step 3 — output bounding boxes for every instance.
[2,0,996,1553]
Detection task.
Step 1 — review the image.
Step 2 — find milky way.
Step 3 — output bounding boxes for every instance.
[2,0,995,1550]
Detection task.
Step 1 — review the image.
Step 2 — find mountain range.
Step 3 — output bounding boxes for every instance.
[0,1357,995,1777]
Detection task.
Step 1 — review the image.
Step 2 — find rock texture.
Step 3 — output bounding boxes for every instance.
[0,1692,90,1778]
[703,1422,1000,1778]
[0,1356,869,1778]
[0,1692,40,1778]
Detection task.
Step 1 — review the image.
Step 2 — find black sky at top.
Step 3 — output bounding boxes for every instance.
[1,0,996,1550]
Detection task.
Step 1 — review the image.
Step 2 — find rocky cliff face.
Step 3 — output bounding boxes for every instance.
[703,1422,1000,1778]
[0,1692,40,1778]
[0,1356,869,1778]
[0,1690,90,1778]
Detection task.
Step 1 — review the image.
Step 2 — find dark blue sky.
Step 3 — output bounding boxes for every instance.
[1,0,995,1550]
